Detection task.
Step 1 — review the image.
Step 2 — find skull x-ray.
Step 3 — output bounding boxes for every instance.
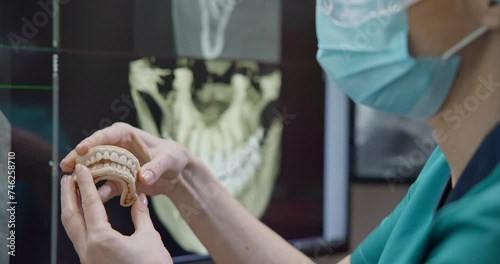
[4,0,332,262]
[129,57,282,253]
[172,0,281,62]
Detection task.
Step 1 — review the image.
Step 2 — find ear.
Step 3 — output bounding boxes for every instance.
[482,0,500,29]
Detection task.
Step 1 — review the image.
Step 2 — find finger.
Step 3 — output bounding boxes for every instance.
[60,149,79,173]
[131,194,154,232]
[76,123,126,155]
[75,164,109,231]
[140,144,187,185]
[129,132,153,165]
[60,174,87,252]
[62,123,142,172]
[97,181,121,203]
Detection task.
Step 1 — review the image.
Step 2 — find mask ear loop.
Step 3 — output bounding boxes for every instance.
[442,26,489,60]
[441,0,499,59]
[412,26,489,119]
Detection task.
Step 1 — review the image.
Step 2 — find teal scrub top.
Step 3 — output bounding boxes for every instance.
[351,124,500,263]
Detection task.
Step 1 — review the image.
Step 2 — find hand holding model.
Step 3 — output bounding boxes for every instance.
[60,164,173,264]
[61,122,197,200]
[60,122,312,264]
[60,122,194,264]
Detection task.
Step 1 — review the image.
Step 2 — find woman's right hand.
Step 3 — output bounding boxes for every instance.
[61,165,173,264]
[60,122,194,201]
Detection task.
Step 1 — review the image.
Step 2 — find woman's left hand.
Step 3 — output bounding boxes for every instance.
[61,164,173,264]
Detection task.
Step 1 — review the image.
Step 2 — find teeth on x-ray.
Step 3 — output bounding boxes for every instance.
[129,57,282,253]
[199,0,237,59]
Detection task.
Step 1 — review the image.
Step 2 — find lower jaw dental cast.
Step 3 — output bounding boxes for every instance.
[75,145,141,207]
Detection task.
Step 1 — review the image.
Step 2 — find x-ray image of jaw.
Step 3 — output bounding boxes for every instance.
[129,57,283,253]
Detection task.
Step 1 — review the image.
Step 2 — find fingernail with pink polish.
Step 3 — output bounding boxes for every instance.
[140,194,148,206]
[142,170,153,184]
[75,164,82,174]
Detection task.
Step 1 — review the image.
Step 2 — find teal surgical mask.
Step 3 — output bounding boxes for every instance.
[316,0,491,119]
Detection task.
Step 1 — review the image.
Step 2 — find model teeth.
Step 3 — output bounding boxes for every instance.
[76,147,141,177]
[75,145,142,207]
[119,155,126,165]
[88,162,136,176]
[95,152,103,162]
[77,151,138,176]
[110,152,119,162]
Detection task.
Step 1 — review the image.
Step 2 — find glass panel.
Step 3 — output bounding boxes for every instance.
[0,50,54,264]
[1,1,348,263]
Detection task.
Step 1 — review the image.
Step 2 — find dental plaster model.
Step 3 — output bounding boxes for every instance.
[129,57,283,253]
[75,145,140,207]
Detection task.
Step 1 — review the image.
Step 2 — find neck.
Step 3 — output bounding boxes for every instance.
[428,35,500,187]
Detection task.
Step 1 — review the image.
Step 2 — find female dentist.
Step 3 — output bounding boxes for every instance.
[60,0,500,263]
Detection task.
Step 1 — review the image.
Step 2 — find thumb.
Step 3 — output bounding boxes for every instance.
[131,193,154,231]
[139,152,182,185]
[97,180,121,203]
